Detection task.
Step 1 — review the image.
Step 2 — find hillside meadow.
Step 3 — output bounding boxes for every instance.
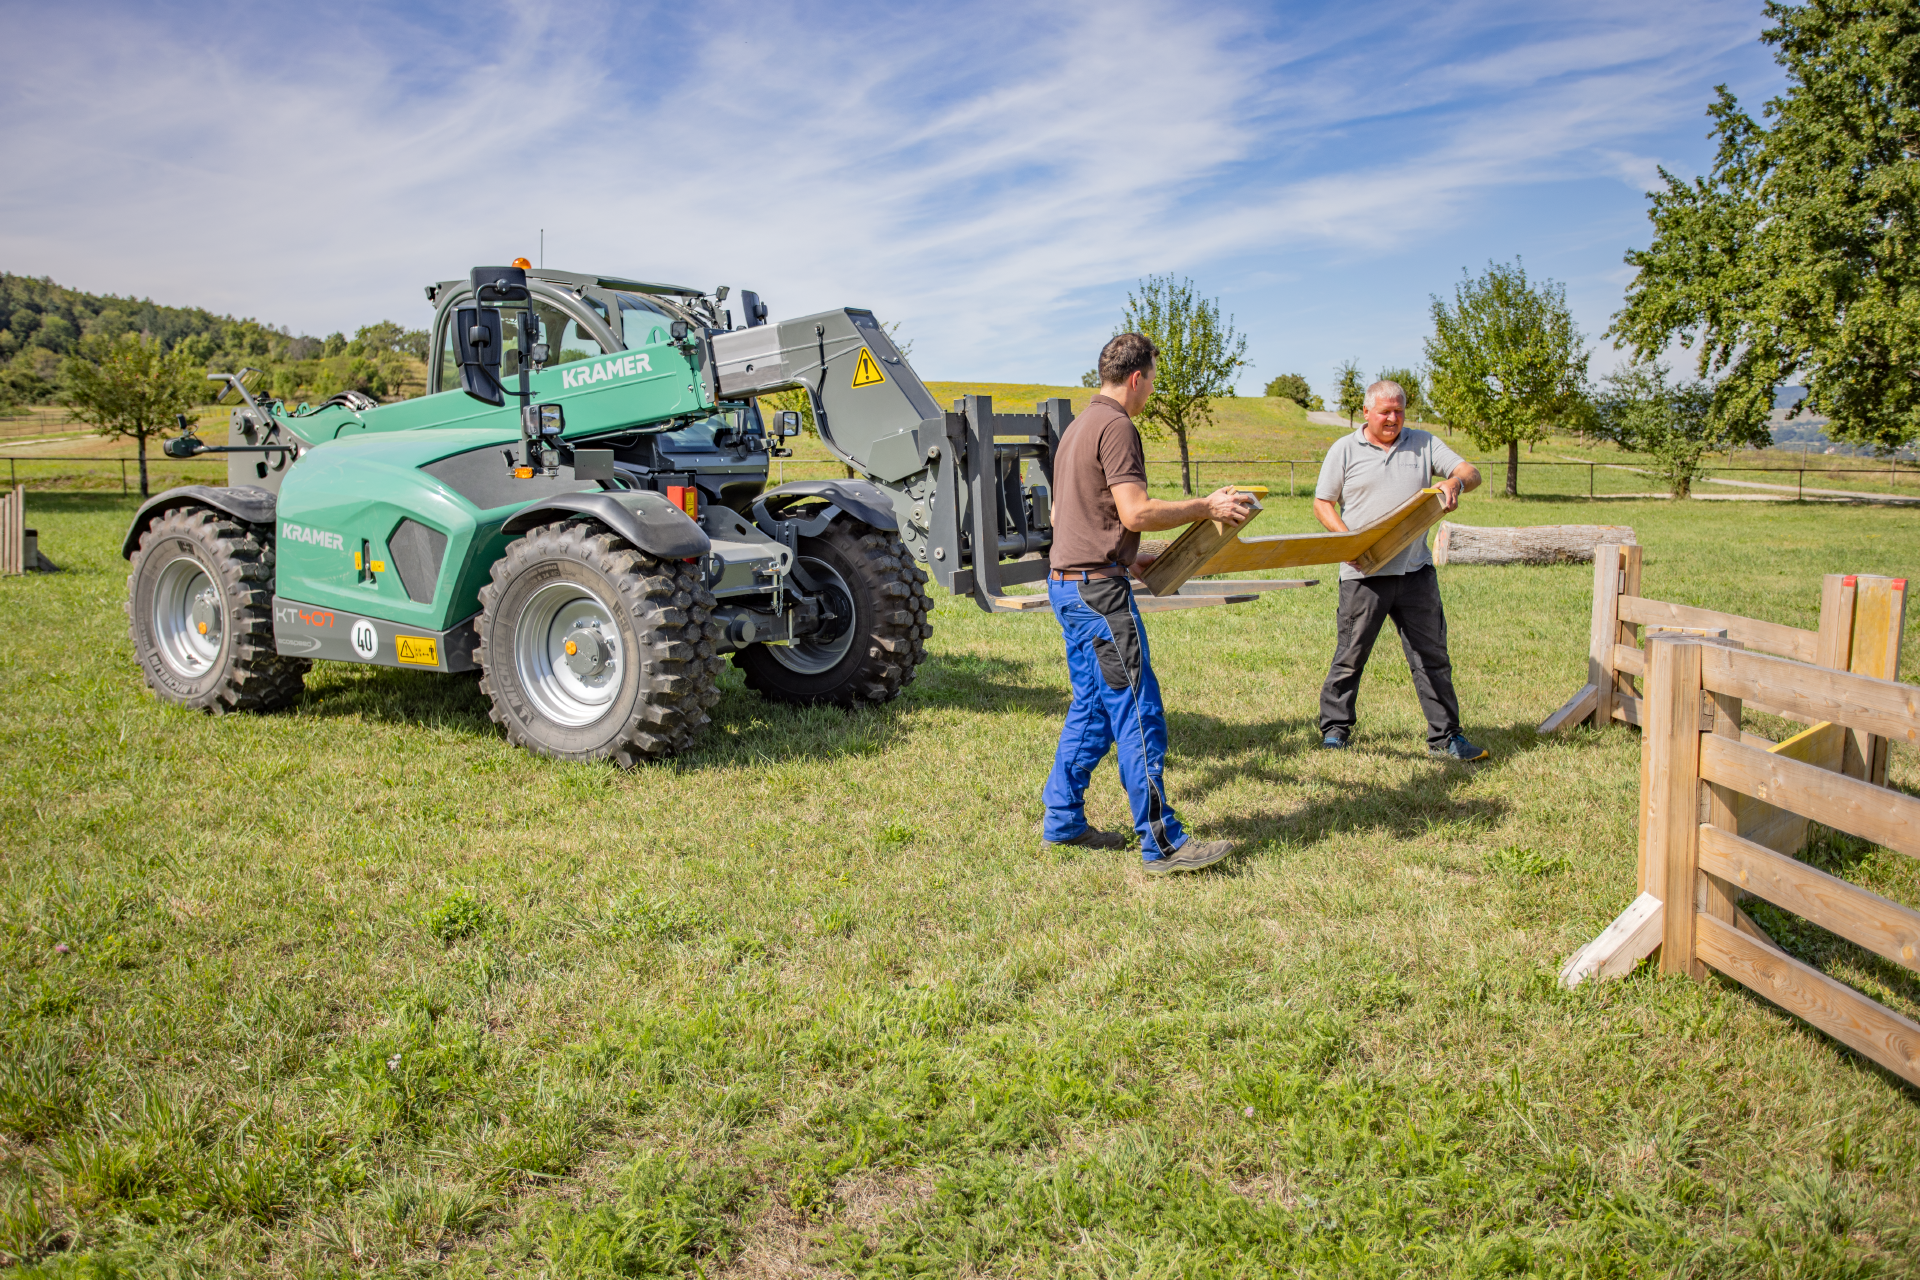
[2,483,1918,1277]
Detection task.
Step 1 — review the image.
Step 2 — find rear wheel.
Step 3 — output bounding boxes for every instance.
[477,521,723,764]
[126,506,308,713]
[734,521,931,706]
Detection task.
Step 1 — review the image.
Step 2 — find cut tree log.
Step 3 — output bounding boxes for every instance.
[1432,523,1635,566]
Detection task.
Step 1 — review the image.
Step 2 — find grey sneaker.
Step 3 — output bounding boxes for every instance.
[1046,826,1133,850]
[1144,839,1235,875]
[1430,732,1490,761]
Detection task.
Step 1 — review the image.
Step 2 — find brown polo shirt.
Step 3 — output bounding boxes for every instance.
[1048,394,1148,573]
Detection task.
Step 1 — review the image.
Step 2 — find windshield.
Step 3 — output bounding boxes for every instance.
[657,404,761,452]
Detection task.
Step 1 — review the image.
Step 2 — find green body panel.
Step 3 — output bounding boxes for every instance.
[275,429,518,629]
[271,329,716,629]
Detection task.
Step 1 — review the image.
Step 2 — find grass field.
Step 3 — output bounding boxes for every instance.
[4,479,1920,1275]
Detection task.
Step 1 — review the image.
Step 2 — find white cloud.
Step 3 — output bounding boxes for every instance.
[0,0,1776,384]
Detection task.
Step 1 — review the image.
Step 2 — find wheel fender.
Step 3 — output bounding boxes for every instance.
[757,479,899,532]
[500,490,712,560]
[121,484,277,559]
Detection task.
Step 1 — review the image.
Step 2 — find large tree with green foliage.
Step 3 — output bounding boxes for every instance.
[61,334,204,497]
[1122,275,1247,495]
[1425,260,1590,496]
[1614,0,1920,454]
[1264,372,1323,409]
[1593,361,1771,497]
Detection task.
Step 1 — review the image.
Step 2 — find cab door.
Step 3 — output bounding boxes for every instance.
[426,285,620,396]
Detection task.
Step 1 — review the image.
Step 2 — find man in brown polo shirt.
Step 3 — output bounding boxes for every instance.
[1041,332,1255,873]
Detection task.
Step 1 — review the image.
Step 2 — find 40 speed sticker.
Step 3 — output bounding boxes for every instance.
[350,618,378,659]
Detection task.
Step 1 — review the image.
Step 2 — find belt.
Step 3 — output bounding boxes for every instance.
[1048,564,1130,582]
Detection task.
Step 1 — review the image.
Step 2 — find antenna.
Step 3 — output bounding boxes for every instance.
[539,229,544,268]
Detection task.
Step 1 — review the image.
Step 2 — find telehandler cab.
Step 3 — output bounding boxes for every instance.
[122,263,1086,763]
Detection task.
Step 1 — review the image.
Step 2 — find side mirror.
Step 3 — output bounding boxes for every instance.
[455,307,504,406]
[741,291,769,327]
[777,410,802,437]
[470,265,530,304]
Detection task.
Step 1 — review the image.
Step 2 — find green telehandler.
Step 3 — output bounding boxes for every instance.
[122,264,1082,763]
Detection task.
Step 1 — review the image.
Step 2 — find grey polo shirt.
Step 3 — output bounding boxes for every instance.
[1315,427,1465,580]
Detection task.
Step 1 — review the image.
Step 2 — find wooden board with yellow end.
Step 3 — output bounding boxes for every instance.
[1140,486,1447,596]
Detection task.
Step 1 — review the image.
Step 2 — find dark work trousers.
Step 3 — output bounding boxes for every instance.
[1042,575,1188,860]
[1318,565,1462,747]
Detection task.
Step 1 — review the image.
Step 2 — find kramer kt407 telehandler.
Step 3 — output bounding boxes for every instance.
[123,264,1443,763]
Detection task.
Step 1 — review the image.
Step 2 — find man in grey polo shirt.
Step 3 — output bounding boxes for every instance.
[1313,379,1488,759]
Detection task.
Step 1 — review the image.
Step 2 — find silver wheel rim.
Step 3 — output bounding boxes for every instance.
[768,556,857,675]
[152,554,224,678]
[513,579,624,727]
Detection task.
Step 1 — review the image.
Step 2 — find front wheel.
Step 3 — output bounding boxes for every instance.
[126,506,308,713]
[734,521,931,706]
[477,521,723,764]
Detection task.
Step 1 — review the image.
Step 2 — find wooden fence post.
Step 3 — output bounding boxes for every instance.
[1843,576,1909,785]
[1588,544,1638,725]
[0,485,22,577]
[1700,651,1746,941]
[1644,634,1709,978]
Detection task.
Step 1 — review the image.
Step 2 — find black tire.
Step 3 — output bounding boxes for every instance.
[476,520,723,764]
[126,506,309,713]
[734,521,930,706]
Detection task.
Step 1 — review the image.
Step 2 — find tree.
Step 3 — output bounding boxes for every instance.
[1081,368,1101,388]
[1375,366,1426,419]
[1592,361,1770,498]
[61,334,203,498]
[1335,359,1365,426]
[1121,275,1248,494]
[1263,372,1323,409]
[1613,0,1920,454]
[1425,260,1590,496]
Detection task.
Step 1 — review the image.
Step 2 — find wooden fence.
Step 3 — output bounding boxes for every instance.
[1629,634,1920,1086]
[0,484,24,576]
[1541,544,1907,803]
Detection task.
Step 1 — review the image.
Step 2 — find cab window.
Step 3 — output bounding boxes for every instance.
[436,297,610,393]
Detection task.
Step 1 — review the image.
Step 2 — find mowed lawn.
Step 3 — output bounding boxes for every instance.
[2,488,1918,1278]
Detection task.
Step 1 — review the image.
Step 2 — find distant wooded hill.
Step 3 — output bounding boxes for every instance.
[0,273,427,410]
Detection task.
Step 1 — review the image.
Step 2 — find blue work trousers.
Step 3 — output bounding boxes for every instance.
[1041,575,1187,859]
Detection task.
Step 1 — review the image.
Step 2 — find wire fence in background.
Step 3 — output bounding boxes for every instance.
[7,453,1916,503]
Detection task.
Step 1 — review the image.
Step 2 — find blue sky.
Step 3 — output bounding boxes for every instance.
[0,0,1784,400]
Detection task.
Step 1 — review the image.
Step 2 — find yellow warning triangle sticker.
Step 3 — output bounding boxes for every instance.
[852,347,886,388]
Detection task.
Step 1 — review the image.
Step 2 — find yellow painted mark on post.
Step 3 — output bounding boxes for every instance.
[395,636,439,666]
[852,347,886,388]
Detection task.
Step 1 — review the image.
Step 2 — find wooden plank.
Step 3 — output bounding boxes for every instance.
[1816,573,1858,671]
[1136,493,1266,595]
[1558,892,1663,988]
[1610,693,1643,727]
[1699,647,1920,750]
[1700,667,1746,940]
[1589,545,1627,727]
[1695,912,1920,1089]
[1728,720,1844,855]
[1699,824,1920,975]
[1612,643,1645,678]
[1646,636,1709,978]
[1351,489,1450,575]
[1699,733,1920,861]
[1618,596,1819,663]
[0,486,19,578]
[1539,682,1599,735]
[1147,579,1318,594]
[1145,487,1445,591]
[988,595,1053,612]
[1132,593,1258,613]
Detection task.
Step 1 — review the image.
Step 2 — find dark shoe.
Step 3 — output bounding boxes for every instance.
[1046,826,1132,850]
[1320,732,1348,750]
[1430,732,1489,761]
[1144,839,1235,875]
